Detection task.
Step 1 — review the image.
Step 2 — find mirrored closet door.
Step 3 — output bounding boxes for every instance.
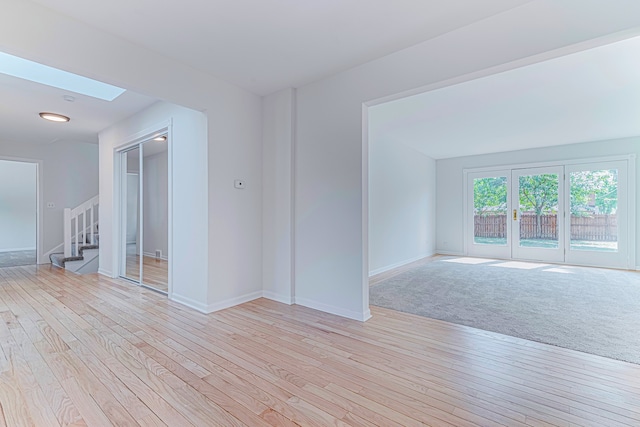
[120,135,169,293]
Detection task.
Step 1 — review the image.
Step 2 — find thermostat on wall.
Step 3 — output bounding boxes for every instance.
[234,179,245,189]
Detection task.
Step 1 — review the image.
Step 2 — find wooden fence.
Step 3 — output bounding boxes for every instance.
[474,214,617,241]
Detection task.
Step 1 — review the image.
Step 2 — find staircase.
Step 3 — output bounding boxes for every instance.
[50,196,99,274]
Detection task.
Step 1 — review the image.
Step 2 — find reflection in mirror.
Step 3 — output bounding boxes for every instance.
[140,137,169,292]
[123,147,141,281]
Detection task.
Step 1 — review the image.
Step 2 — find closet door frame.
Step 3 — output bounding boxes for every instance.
[113,121,172,295]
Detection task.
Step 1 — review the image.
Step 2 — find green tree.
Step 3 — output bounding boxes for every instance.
[570,169,617,215]
[474,177,507,215]
[519,174,558,238]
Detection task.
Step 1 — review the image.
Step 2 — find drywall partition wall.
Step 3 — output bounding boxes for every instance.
[294,1,640,321]
[436,138,640,265]
[262,88,295,304]
[206,88,263,312]
[143,149,169,259]
[3,0,263,313]
[0,141,98,261]
[368,137,436,276]
[0,160,36,252]
[99,101,209,308]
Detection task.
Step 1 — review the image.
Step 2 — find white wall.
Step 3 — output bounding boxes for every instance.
[294,1,640,321]
[5,0,640,320]
[262,89,295,304]
[206,92,263,311]
[4,0,263,313]
[368,138,436,275]
[436,138,640,264]
[0,141,98,261]
[143,149,168,258]
[0,160,36,252]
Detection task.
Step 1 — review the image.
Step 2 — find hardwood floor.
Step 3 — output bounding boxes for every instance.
[125,254,168,293]
[0,265,639,426]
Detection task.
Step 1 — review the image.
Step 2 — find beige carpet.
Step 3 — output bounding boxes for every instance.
[370,257,640,364]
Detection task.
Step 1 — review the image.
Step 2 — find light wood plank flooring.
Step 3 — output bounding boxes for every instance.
[125,254,169,293]
[0,265,639,426]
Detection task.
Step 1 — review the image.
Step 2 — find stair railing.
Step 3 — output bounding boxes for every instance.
[64,196,99,258]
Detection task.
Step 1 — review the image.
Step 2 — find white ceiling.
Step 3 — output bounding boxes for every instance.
[1,0,534,147]
[0,73,157,145]
[29,0,531,96]
[3,0,639,154]
[369,35,640,159]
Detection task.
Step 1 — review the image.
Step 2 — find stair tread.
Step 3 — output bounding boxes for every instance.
[50,246,98,268]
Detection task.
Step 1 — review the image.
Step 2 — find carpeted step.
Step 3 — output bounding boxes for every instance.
[50,245,99,268]
[78,245,99,255]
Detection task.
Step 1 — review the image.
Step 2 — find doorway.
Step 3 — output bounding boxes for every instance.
[0,159,37,267]
[119,134,169,293]
[466,158,632,269]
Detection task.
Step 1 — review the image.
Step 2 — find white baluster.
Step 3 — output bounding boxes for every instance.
[64,208,71,257]
[74,215,79,256]
[83,209,87,247]
[90,205,95,245]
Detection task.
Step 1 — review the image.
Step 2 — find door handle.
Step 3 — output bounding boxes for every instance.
[513,209,518,221]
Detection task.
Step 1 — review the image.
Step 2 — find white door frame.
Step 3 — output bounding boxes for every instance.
[465,169,512,259]
[564,160,630,269]
[113,120,173,295]
[511,165,565,263]
[463,154,636,269]
[0,156,42,264]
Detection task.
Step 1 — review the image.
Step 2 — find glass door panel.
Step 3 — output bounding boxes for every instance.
[512,166,564,262]
[565,160,628,268]
[121,147,141,282]
[140,138,169,293]
[467,170,511,259]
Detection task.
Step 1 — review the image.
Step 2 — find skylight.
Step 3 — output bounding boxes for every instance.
[0,51,126,101]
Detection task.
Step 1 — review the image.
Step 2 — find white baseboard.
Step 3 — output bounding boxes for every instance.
[171,291,263,314]
[369,252,434,277]
[0,246,36,253]
[43,243,64,259]
[295,297,372,322]
[98,269,114,278]
[170,290,372,323]
[206,291,263,313]
[170,293,211,313]
[262,290,294,305]
[436,250,465,256]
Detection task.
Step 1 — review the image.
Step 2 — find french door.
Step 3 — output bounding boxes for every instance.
[466,160,630,268]
[512,166,564,262]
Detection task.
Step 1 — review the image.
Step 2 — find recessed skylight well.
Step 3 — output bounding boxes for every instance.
[0,51,126,101]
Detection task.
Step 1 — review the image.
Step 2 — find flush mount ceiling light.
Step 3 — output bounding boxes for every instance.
[0,51,126,101]
[153,135,167,142]
[39,112,70,122]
